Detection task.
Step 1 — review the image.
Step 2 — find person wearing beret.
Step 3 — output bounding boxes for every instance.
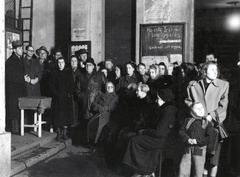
[122,89,178,177]
[5,40,28,134]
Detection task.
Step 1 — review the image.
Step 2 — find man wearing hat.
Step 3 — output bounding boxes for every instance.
[36,46,49,66]
[36,46,51,96]
[75,49,89,73]
[75,57,106,133]
[5,40,28,134]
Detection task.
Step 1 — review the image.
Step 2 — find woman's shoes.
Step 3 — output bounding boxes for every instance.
[131,173,142,177]
[142,172,155,177]
[131,172,155,177]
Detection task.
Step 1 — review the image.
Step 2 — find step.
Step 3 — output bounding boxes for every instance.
[11,131,72,176]
[11,131,56,158]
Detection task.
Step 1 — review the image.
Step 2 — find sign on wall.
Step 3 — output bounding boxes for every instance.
[69,41,91,57]
[140,23,185,70]
[5,28,22,60]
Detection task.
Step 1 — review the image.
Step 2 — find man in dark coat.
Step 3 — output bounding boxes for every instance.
[23,45,42,96]
[75,58,106,121]
[5,40,28,134]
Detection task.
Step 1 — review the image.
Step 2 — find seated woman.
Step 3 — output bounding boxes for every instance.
[87,81,119,149]
[122,89,178,177]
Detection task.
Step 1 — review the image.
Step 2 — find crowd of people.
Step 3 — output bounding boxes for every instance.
[5,40,240,177]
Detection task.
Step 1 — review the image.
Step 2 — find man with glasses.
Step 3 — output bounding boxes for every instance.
[23,45,42,96]
[5,40,28,134]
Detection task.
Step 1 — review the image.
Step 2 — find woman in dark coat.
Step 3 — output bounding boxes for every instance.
[87,81,119,146]
[122,89,178,177]
[49,57,74,141]
[70,55,81,127]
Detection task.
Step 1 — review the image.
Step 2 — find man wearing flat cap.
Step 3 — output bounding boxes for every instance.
[5,40,28,134]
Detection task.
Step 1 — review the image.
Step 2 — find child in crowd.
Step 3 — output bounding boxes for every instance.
[178,102,213,177]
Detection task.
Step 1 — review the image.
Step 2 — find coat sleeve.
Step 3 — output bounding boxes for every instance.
[143,106,177,138]
[67,70,75,95]
[179,118,191,144]
[196,122,213,147]
[209,82,229,124]
[34,61,43,80]
[75,75,88,100]
[185,81,196,107]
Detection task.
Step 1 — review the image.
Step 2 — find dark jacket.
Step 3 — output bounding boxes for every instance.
[23,57,42,96]
[6,52,27,120]
[75,71,106,119]
[179,113,213,155]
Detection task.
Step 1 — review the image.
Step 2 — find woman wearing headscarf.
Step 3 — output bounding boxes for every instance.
[49,57,74,141]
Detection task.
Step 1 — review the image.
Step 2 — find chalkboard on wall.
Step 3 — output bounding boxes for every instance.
[140,23,185,60]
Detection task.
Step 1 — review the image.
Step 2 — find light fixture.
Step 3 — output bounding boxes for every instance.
[226,1,240,31]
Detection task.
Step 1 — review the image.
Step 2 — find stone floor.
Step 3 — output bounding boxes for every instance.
[11,125,240,177]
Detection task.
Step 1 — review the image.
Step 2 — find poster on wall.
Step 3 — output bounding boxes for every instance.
[72,28,87,41]
[6,30,21,60]
[69,41,91,58]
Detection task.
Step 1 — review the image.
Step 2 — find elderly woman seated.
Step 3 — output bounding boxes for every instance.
[87,81,119,151]
[122,89,178,177]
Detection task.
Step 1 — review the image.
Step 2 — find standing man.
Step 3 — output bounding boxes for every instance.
[206,52,217,62]
[5,40,28,134]
[23,45,42,96]
[105,59,116,83]
[185,61,229,177]
[36,46,51,96]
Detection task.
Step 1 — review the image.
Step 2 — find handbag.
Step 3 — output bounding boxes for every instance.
[207,128,219,155]
[215,111,229,141]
